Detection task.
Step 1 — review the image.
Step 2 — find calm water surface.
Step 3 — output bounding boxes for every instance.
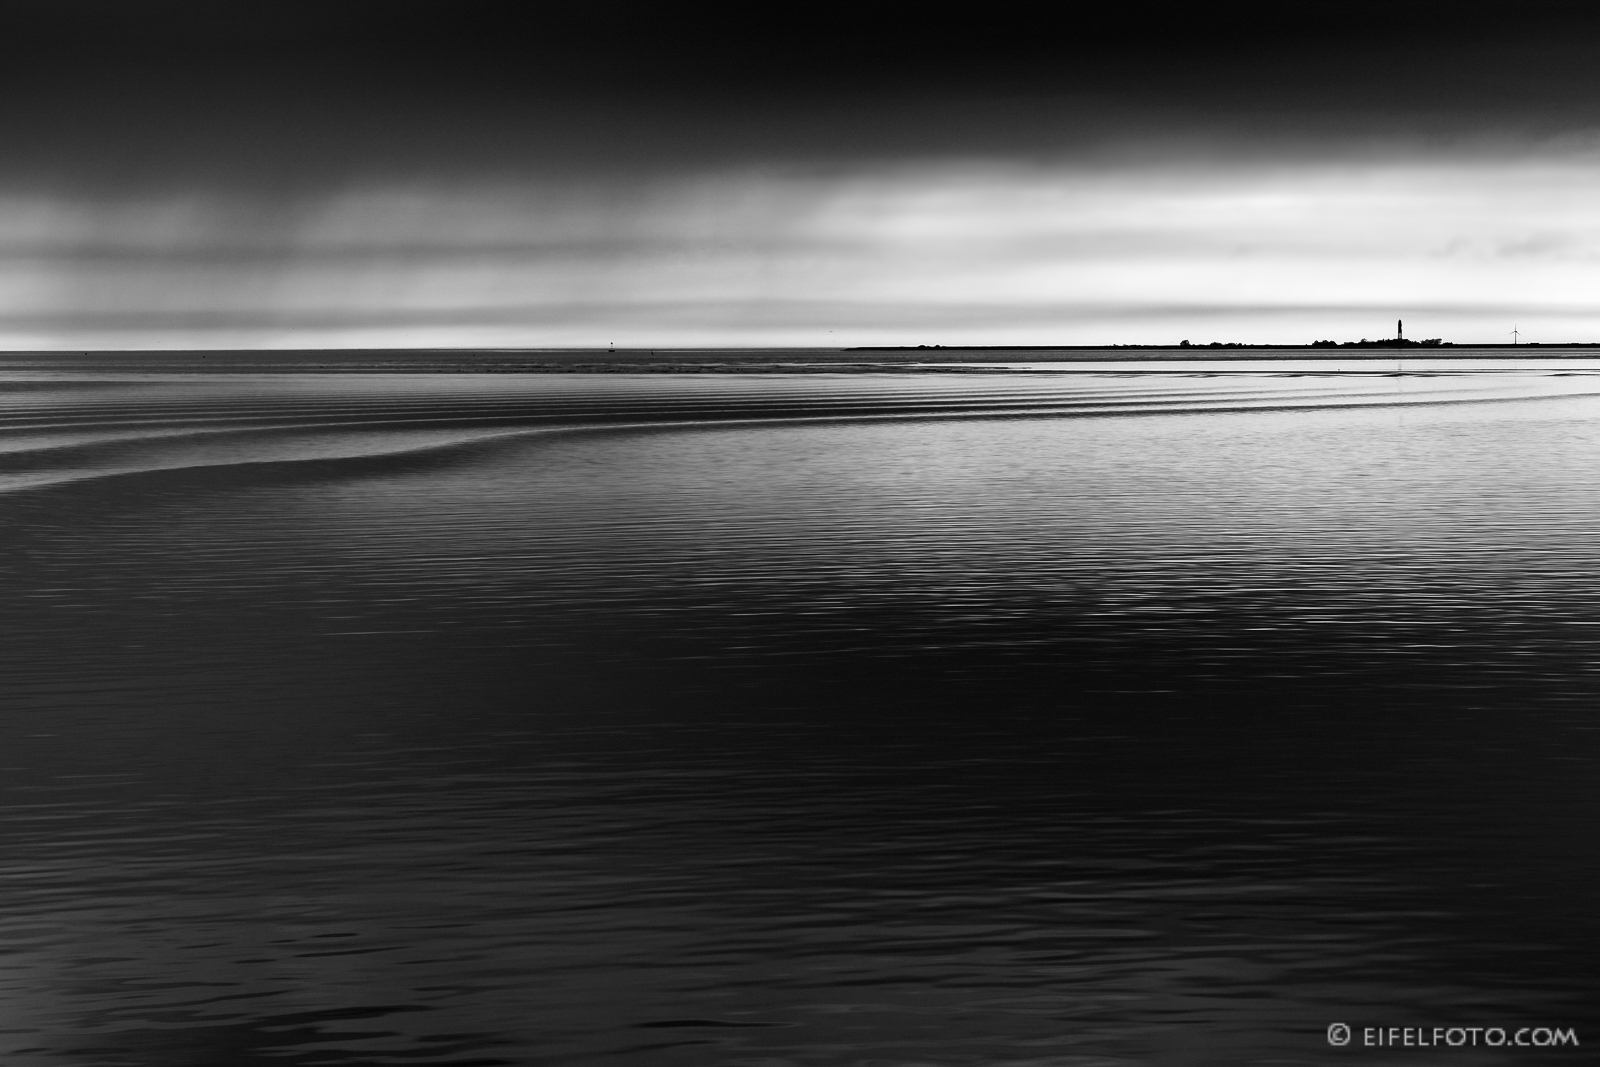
[2,354,1597,1065]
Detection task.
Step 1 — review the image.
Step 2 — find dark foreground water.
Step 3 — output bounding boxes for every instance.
[2,352,1598,1065]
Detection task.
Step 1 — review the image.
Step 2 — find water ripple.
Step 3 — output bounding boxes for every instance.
[3,356,1598,1065]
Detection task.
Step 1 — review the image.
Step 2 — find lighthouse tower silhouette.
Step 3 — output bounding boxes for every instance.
[1397,319,1403,341]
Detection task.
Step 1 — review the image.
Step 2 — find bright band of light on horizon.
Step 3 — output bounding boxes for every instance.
[5,152,1600,350]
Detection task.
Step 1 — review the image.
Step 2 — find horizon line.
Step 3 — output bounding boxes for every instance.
[3,342,1600,356]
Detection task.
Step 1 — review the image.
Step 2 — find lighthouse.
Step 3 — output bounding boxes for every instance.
[1397,319,1403,341]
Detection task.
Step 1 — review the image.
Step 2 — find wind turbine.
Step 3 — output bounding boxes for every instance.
[1511,325,1520,345]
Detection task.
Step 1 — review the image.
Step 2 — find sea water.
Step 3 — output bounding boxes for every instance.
[1,352,1596,1065]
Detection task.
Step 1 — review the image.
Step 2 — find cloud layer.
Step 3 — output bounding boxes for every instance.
[6,152,1600,349]
[7,2,1600,348]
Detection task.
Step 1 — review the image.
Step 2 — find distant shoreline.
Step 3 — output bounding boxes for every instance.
[7,343,1600,359]
[4,346,1600,375]
[846,343,1600,352]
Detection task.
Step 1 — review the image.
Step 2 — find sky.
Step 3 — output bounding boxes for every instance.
[7,0,1600,350]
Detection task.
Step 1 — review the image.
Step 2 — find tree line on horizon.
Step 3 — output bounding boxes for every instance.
[1178,338,1448,349]
[1308,338,1447,348]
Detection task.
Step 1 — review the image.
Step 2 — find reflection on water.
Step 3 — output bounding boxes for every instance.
[2,355,1597,1065]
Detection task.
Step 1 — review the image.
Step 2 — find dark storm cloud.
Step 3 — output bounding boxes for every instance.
[9,1,1600,349]
[8,0,1600,190]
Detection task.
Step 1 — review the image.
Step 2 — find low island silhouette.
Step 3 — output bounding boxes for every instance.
[851,319,1600,351]
[851,339,1600,352]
